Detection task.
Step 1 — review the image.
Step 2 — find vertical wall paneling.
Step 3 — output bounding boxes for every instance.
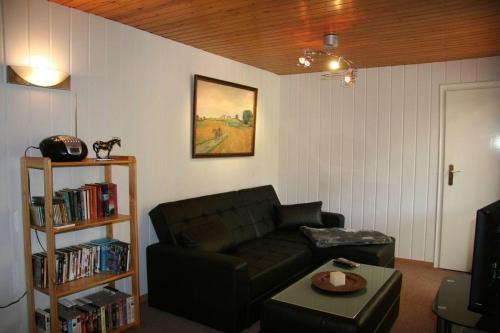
[445,60,461,83]
[289,77,299,203]
[297,74,308,203]
[387,66,405,257]
[329,80,342,213]
[477,57,500,81]
[0,0,281,331]
[340,83,354,227]
[279,56,500,261]
[412,63,432,260]
[3,4,31,326]
[308,73,321,202]
[363,68,378,230]
[318,78,332,209]
[399,65,418,258]
[48,2,71,137]
[375,67,391,233]
[278,78,289,201]
[0,2,16,331]
[460,58,478,83]
[351,69,367,230]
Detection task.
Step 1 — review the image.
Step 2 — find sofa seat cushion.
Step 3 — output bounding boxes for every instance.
[312,237,396,267]
[263,229,310,245]
[228,238,312,299]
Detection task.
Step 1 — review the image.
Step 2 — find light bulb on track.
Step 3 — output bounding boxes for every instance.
[329,59,340,70]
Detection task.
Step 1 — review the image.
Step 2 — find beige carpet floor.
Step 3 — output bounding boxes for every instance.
[129,258,455,333]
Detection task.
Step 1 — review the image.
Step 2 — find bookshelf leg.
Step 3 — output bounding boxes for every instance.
[21,161,36,333]
[129,158,141,327]
[105,164,115,289]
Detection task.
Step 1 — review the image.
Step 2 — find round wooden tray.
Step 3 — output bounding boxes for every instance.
[311,271,367,293]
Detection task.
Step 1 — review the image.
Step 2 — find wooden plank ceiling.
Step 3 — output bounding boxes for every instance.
[51,0,500,75]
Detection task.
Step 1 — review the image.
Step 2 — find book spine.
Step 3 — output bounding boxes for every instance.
[63,191,73,222]
[100,306,106,333]
[128,296,135,324]
[96,185,103,218]
[92,186,97,220]
[108,183,118,216]
[100,184,110,217]
[70,191,78,221]
[84,188,89,221]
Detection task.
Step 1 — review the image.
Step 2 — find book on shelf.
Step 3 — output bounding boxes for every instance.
[30,182,118,229]
[32,238,131,288]
[35,308,51,333]
[36,288,134,333]
[30,197,73,228]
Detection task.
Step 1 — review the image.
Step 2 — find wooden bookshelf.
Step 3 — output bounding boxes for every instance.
[21,156,140,333]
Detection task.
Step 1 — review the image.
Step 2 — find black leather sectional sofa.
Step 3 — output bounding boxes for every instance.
[147,185,395,333]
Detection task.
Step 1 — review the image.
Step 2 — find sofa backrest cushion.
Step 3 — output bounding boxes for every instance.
[238,185,281,237]
[149,190,256,247]
[149,185,281,249]
[177,215,234,252]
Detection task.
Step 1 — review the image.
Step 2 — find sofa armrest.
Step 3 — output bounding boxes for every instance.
[147,243,248,333]
[321,211,345,228]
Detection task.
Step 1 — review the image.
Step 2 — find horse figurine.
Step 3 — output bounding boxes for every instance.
[93,137,121,160]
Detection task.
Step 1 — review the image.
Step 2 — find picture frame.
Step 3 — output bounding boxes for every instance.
[192,75,258,158]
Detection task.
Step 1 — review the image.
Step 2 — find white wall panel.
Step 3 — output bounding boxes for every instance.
[446,60,461,83]
[308,73,321,202]
[387,66,404,257]
[363,68,378,230]
[278,78,290,202]
[0,1,280,331]
[412,63,431,260]
[279,56,500,261]
[330,80,343,213]
[340,85,354,227]
[297,75,309,203]
[477,56,500,81]
[351,69,367,230]
[318,77,333,210]
[399,65,417,259]
[375,67,391,233]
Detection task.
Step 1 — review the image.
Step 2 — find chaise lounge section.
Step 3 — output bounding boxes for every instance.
[147,185,395,332]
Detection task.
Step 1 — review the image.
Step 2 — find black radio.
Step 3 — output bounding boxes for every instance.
[39,135,88,162]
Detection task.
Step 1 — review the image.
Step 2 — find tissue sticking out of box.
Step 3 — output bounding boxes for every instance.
[330,271,346,287]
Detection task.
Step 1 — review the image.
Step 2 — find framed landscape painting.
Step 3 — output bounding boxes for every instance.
[192,75,258,158]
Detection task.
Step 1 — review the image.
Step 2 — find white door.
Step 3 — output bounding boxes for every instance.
[438,82,500,272]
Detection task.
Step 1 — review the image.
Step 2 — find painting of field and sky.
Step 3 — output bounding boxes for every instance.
[192,75,258,157]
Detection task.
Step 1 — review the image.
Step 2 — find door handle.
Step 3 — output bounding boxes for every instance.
[448,164,462,186]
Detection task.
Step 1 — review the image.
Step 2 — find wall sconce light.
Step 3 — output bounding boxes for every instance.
[6,65,71,90]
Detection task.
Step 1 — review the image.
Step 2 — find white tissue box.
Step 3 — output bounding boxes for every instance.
[329,271,346,287]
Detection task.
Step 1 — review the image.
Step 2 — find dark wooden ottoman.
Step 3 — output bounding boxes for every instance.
[260,262,402,333]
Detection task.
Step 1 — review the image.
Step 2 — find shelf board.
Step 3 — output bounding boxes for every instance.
[31,214,131,234]
[36,270,134,298]
[22,156,135,169]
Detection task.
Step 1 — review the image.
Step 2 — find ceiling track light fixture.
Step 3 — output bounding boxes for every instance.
[297,33,357,87]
